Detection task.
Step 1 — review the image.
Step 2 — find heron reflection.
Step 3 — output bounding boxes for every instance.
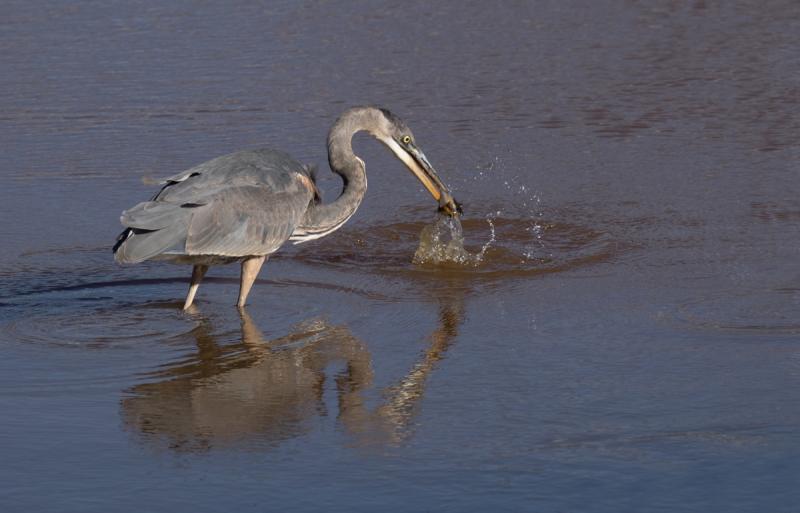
[121,299,463,451]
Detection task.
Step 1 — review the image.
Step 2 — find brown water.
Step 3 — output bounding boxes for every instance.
[1,1,799,511]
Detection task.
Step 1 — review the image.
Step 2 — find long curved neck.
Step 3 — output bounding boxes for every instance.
[299,107,383,236]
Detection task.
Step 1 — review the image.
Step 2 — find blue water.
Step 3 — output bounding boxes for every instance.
[1,1,799,511]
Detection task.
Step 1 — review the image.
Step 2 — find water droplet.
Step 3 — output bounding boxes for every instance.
[413,214,493,267]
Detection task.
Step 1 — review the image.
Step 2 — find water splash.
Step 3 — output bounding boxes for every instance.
[469,155,548,263]
[413,214,494,267]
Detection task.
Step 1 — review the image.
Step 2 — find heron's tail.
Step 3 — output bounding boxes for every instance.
[113,201,190,264]
[112,228,132,254]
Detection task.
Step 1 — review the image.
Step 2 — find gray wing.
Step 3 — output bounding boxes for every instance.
[183,184,310,256]
[114,149,315,263]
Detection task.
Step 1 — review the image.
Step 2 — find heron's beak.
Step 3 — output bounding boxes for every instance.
[382,137,462,217]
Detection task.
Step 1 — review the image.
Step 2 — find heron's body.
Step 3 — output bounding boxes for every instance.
[113,106,459,309]
[114,149,318,264]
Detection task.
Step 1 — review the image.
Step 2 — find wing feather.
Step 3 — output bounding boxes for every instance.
[114,149,316,262]
[120,201,186,230]
[185,185,311,256]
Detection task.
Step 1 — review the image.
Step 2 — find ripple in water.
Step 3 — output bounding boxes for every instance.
[291,212,623,281]
[4,302,193,350]
[675,288,800,335]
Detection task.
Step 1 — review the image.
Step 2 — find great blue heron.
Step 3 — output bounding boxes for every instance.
[113,106,461,309]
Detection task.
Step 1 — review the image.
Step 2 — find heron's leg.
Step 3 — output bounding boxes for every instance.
[237,256,267,308]
[183,264,208,310]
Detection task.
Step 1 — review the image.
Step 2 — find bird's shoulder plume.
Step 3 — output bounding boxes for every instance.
[303,164,322,202]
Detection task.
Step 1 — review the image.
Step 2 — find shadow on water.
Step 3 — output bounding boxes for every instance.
[0,212,620,439]
[120,294,464,452]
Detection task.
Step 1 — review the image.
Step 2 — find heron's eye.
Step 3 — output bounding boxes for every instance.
[402,135,412,145]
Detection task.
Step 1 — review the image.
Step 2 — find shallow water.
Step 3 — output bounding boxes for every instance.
[1,1,799,511]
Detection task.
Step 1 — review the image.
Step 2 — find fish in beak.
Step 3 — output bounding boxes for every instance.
[381,136,463,217]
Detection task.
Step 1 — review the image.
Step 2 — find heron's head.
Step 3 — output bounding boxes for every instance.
[371,108,462,217]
